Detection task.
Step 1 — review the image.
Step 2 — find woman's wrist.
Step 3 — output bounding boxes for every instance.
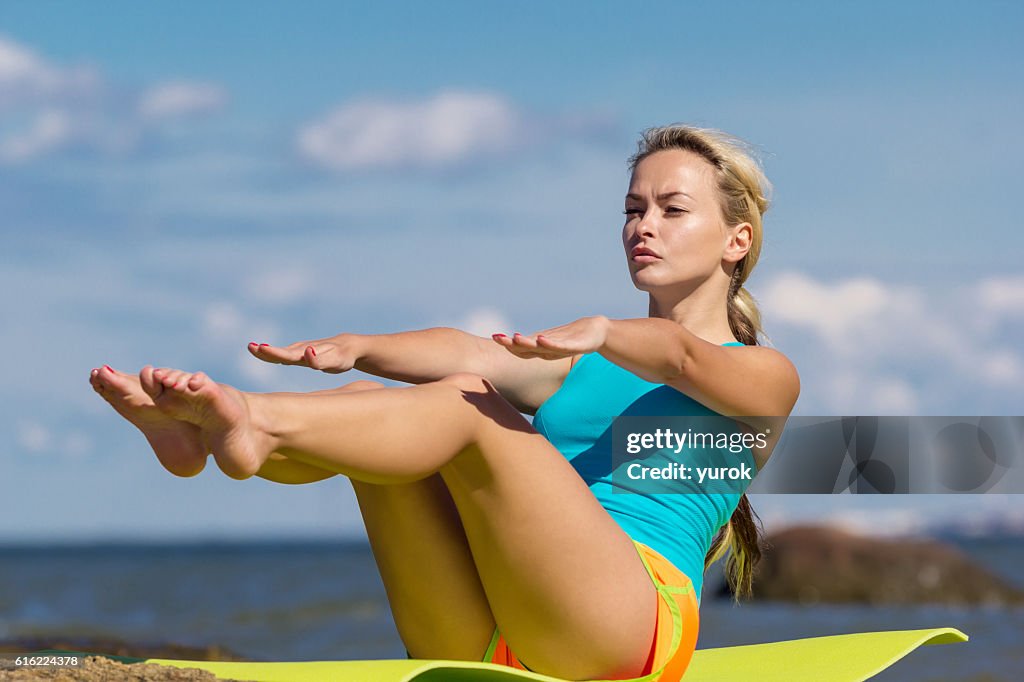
[336,332,371,366]
[592,315,613,352]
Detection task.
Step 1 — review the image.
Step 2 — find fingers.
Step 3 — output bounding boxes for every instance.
[302,345,322,370]
[535,334,559,348]
[248,341,309,366]
[246,339,349,375]
[245,337,317,364]
[512,332,540,349]
[491,332,558,358]
[492,332,533,347]
[492,333,528,357]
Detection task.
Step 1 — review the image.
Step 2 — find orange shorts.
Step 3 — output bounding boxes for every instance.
[482,540,700,681]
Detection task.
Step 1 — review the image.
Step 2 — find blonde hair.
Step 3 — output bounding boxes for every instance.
[628,124,771,599]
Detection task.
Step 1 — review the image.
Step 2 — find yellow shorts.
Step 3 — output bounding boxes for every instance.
[483,540,700,681]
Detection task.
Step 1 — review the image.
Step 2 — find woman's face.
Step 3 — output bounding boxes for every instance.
[622,149,740,293]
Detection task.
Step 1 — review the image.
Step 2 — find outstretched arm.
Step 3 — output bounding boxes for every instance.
[596,318,800,422]
[495,316,800,429]
[251,328,572,415]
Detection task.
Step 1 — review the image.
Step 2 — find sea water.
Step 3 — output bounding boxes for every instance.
[0,537,1020,681]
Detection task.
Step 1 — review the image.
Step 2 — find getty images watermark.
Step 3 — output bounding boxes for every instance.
[610,416,1024,494]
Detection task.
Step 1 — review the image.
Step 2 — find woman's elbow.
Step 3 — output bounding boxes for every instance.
[658,351,690,384]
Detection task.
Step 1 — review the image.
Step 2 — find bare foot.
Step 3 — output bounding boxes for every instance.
[89,365,208,477]
[136,365,273,480]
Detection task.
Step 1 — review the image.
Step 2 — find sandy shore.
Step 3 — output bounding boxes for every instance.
[0,638,252,681]
[0,655,250,681]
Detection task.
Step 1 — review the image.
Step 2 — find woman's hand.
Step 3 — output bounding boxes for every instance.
[491,316,610,359]
[248,334,363,374]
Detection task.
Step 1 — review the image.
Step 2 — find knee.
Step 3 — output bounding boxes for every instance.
[339,379,386,392]
[437,373,523,431]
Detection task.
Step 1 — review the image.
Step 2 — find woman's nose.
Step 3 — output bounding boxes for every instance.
[635,213,657,239]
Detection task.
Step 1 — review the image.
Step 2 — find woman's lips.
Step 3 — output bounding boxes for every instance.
[631,246,661,263]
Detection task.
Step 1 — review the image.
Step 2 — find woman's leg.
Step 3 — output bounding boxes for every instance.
[354,474,497,660]
[316,382,497,660]
[90,370,496,659]
[100,365,658,680]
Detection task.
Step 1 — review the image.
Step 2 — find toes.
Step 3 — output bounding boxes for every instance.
[93,365,117,388]
[160,369,192,390]
[140,365,163,399]
[142,366,204,398]
[101,367,133,393]
[187,372,208,391]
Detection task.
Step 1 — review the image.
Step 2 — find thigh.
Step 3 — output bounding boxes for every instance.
[340,381,496,661]
[437,374,658,680]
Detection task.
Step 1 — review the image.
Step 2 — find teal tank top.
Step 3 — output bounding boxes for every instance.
[532,343,753,601]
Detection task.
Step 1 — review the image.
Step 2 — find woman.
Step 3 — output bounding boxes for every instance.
[89,124,799,681]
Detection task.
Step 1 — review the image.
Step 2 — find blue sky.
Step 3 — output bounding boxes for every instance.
[2,1,1022,542]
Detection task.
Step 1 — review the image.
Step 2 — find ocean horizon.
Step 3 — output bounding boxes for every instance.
[1,534,1021,681]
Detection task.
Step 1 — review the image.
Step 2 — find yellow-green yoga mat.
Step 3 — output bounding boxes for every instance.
[36,627,967,682]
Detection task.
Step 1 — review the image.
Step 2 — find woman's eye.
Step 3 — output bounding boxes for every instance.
[623,207,687,216]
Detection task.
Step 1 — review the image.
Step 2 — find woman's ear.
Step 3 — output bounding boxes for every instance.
[726,222,753,262]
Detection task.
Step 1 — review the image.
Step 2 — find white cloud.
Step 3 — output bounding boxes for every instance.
[237,353,284,386]
[870,377,920,414]
[977,275,1024,316]
[241,268,316,306]
[17,421,51,453]
[0,108,72,162]
[62,432,94,459]
[760,272,912,354]
[137,81,227,120]
[0,36,50,83]
[297,90,524,170]
[0,34,98,106]
[762,270,965,361]
[0,35,226,162]
[202,301,246,342]
[978,349,1024,387]
[824,370,919,415]
[199,301,285,388]
[15,422,92,459]
[453,307,514,338]
[761,270,1024,414]
[201,301,279,345]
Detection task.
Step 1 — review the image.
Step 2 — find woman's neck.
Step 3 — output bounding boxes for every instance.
[648,282,734,344]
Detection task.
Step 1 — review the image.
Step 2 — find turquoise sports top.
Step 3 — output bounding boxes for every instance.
[532,343,754,601]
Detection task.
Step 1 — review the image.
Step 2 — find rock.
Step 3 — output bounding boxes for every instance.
[718,525,1024,606]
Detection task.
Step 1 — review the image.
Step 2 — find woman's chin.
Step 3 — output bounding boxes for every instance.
[629,271,661,291]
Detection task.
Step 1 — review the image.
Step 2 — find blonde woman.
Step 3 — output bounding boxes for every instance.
[90,125,799,682]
